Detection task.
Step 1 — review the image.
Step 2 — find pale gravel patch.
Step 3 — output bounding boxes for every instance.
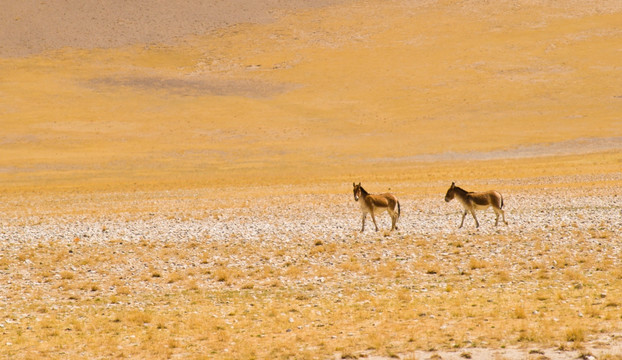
[0,0,350,58]
[371,137,622,162]
[1,182,621,245]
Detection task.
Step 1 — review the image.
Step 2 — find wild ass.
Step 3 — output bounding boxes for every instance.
[444,182,507,228]
[353,183,400,232]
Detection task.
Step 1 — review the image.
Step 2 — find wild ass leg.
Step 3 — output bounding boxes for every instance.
[498,208,507,225]
[387,207,397,231]
[370,210,379,231]
[459,210,467,228]
[394,209,399,230]
[470,209,480,228]
[388,208,397,231]
[361,213,367,232]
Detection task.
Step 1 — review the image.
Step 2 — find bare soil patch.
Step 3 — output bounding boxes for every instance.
[379,137,622,162]
[88,75,296,98]
[0,0,347,57]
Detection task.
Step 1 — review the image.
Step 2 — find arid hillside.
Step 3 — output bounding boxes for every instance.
[1,0,621,192]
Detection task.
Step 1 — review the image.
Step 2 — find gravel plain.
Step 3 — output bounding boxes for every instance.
[2,181,621,246]
[1,178,621,359]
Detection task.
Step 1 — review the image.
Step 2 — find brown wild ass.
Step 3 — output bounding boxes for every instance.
[444,182,507,228]
[353,183,400,232]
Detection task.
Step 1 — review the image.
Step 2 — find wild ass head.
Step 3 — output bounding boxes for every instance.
[353,182,362,201]
[445,182,456,202]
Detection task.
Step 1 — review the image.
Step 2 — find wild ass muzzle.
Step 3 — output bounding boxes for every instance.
[444,182,507,228]
[353,182,400,232]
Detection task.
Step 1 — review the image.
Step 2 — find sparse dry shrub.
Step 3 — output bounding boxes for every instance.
[566,327,585,342]
[167,271,184,284]
[341,258,362,272]
[285,263,304,278]
[240,282,254,290]
[60,270,75,280]
[425,263,440,275]
[537,268,550,280]
[213,267,230,283]
[115,285,131,295]
[274,248,287,258]
[269,279,283,288]
[563,268,585,282]
[513,306,526,319]
[0,256,10,270]
[582,302,601,318]
[378,260,400,278]
[16,248,32,263]
[589,228,612,240]
[185,279,200,291]
[309,244,326,256]
[199,252,211,264]
[76,281,91,291]
[252,265,276,281]
[469,258,488,270]
[39,317,59,330]
[397,288,412,303]
[553,252,572,268]
[126,310,152,325]
[58,280,76,291]
[449,240,464,248]
[517,328,538,343]
[212,265,244,285]
[529,260,544,270]
[168,338,179,349]
[365,331,388,353]
[494,270,510,282]
[37,269,54,280]
[309,242,337,257]
[596,258,614,272]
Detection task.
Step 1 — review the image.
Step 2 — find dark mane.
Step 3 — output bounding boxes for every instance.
[453,186,468,196]
[359,186,369,196]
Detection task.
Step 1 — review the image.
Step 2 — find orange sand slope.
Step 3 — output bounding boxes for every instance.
[1,0,621,192]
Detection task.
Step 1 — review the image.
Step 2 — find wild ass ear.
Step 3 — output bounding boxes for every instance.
[358,182,361,186]
[451,182,455,188]
[353,182,356,187]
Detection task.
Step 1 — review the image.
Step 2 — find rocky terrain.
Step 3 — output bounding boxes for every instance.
[1,178,621,359]
[2,180,622,246]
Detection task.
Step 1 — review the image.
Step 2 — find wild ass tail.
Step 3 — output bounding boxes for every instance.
[397,200,401,218]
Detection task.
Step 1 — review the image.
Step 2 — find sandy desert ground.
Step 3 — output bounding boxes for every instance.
[1,0,622,359]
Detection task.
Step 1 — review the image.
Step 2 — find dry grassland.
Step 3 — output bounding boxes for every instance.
[1,0,622,359]
[1,182,621,359]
